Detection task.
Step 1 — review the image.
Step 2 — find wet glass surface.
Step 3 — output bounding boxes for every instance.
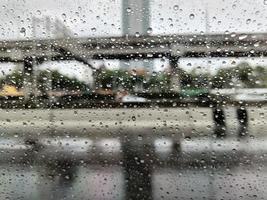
[1,0,267,199]
[0,108,265,199]
[1,131,267,200]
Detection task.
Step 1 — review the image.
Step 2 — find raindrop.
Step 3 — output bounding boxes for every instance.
[36,10,41,15]
[62,13,66,19]
[126,7,132,13]
[147,27,153,34]
[254,42,260,47]
[264,0,267,5]
[246,19,251,24]
[238,34,247,40]
[189,14,195,20]
[137,135,143,140]
[20,27,26,33]
[230,32,236,37]
[91,27,96,32]
[231,60,236,65]
[173,5,179,11]
[135,32,140,37]
[20,27,26,36]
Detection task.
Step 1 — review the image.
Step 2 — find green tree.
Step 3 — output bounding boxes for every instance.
[211,62,260,89]
[95,69,145,92]
[0,70,24,88]
[37,70,88,93]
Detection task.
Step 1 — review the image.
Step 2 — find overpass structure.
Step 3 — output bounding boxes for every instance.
[1,32,267,63]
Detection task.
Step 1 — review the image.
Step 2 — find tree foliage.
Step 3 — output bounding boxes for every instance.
[0,70,24,88]
[211,62,267,89]
[0,70,88,92]
[37,70,88,92]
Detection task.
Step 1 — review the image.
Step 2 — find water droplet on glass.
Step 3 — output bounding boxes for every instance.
[20,27,26,36]
[189,14,195,20]
[62,13,66,19]
[147,27,153,34]
[231,60,236,65]
[230,32,236,37]
[254,42,260,47]
[246,19,251,24]
[135,32,140,37]
[173,5,179,11]
[238,34,247,40]
[138,135,143,140]
[126,7,132,13]
[264,0,267,5]
[91,27,96,32]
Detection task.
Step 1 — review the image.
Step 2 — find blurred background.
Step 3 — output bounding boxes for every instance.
[1,1,267,200]
[0,0,267,107]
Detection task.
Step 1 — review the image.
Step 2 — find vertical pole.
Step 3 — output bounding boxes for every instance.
[23,57,34,105]
[32,17,38,105]
[45,17,54,106]
[212,106,226,137]
[169,56,181,93]
[237,105,248,137]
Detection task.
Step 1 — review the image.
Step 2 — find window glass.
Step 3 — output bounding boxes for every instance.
[0,0,266,199]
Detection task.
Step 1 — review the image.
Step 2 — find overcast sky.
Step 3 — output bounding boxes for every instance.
[1,0,267,39]
[1,0,267,79]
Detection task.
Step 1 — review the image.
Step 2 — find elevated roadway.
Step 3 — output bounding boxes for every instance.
[0,32,267,62]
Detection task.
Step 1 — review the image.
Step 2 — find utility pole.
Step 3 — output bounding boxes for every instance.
[23,17,40,105]
[32,16,54,106]
[32,17,39,103]
[45,16,53,105]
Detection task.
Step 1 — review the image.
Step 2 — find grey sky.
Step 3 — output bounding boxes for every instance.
[1,0,267,39]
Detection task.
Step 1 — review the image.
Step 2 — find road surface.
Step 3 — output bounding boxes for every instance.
[0,107,267,199]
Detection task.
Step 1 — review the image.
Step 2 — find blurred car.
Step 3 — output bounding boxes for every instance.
[116,90,147,103]
[121,95,147,103]
[234,93,267,102]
